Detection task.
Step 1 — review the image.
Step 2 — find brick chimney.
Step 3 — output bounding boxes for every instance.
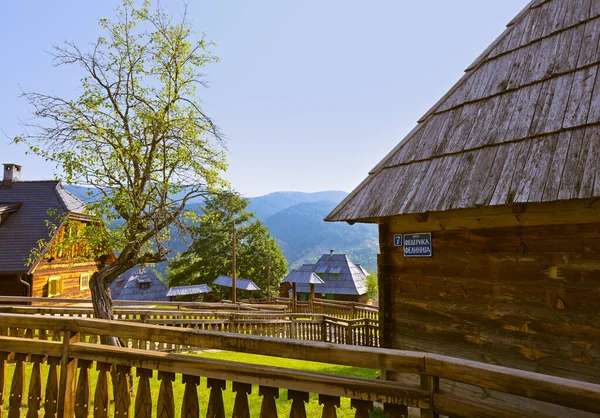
[3,164,22,188]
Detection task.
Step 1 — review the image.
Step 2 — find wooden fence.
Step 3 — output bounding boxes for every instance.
[247,297,379,320]
[0,313,599,417]
[0,305,380,348]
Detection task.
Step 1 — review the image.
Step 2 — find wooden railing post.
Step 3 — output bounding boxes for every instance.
[206,378,226,418]
[350,399,373,418]
[290,318,297,339]
[288,390,309,418]
[232,382,252,418]
[181,375,200,418]
[319,395,340,418]
[94,362,112,418]
[157,371,175,418]
[58,331,80,418]
[259,386,279,418]
[115,365,132,417]
[27,354,44,418]
[420,374,439,418]
[135,369,153,418]
[0,352,7,417]
[45,357,61,418]
[8,353,26,418]
[74,360,92,418]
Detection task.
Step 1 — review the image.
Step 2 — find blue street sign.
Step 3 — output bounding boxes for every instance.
[394,234,403,247]
[404,233,432,257]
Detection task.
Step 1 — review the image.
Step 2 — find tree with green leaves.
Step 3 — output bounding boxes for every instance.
[167,192,288,300]
[16,0,226,343]
[366,271,378,302]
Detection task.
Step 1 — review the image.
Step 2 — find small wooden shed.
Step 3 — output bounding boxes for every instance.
[326,0,600,386]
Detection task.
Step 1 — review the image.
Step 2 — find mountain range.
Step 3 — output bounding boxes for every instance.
[65,187,379,273]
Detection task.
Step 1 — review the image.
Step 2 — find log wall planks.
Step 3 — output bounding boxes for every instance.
[381,210,600,384]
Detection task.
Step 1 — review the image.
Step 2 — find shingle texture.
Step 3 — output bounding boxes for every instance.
[293,254,367,296]
[213,275,261,291]
[166,284,211,297]
[283,270,324,284]
[0,181,88,273]
[110,265,169,301]
[326,0,600,222]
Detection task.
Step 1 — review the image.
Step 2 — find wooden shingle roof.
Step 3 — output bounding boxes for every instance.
[0,181,90,273]
[326,0,600,222]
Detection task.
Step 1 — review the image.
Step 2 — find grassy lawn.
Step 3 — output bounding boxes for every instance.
[2,351,387,417]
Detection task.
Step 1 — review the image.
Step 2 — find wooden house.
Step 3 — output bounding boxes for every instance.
[0,163,113,299]
[326,0,600,386]
[282,252,368,303]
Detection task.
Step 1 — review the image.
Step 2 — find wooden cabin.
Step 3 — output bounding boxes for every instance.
[0,163,113,299]
[282,252,368,303]
[326,0,600,386]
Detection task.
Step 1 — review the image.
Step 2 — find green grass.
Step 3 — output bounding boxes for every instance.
[2,351,387,417]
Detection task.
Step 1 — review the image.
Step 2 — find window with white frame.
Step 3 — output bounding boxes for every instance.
[80,273,90,291]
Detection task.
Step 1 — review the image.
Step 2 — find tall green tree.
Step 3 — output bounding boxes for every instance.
[16,0,226,343]
[167,192,288,299]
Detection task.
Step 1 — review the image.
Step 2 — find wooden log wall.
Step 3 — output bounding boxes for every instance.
[31,259,101,298]
[382,217,600,384]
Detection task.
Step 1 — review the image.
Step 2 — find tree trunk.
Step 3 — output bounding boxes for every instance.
[90,261,134,347]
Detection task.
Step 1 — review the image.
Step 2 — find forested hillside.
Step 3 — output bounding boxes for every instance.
[66,187,378,272]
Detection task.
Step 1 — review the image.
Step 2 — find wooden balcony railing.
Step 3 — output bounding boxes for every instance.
[1,313,600,417]
[0,305,380,348]
[247,297,379,320]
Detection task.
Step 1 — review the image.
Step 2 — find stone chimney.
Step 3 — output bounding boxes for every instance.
[3,164,22,188]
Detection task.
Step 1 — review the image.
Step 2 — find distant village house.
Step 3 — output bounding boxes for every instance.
[0,163,114,298]
[282,252,368,303]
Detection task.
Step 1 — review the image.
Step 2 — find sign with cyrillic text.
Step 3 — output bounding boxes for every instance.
[403,233,432,257]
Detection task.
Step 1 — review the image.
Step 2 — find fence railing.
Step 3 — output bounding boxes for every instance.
[249,297,379,320]
[0,313,599,417]
[0,305,380,348]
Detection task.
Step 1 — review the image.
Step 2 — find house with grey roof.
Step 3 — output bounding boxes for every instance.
[110,266,168,301]
[283,252,368,303]
[0,163,114,298]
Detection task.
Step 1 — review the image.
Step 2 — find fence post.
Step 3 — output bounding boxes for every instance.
[345,323,352,345]
[420,374,439,418]
[58,331,80,418]
[290,318,297,339]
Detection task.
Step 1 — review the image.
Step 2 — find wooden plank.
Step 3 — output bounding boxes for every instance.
[433,392,556,418]
[513,138,545,203]
[542,130,572,201]
[526,134,559,202]
[563,65,598,129]
[578,125,600,198]
[425,355,600,414]
[58,331,80,418]
[577,17,600,67]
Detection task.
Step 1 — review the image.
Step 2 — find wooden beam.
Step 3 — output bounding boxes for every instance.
[386,198,600,232]
[425,354,600,414]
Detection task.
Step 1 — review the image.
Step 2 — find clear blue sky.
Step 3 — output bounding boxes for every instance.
[0,0,528,197]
